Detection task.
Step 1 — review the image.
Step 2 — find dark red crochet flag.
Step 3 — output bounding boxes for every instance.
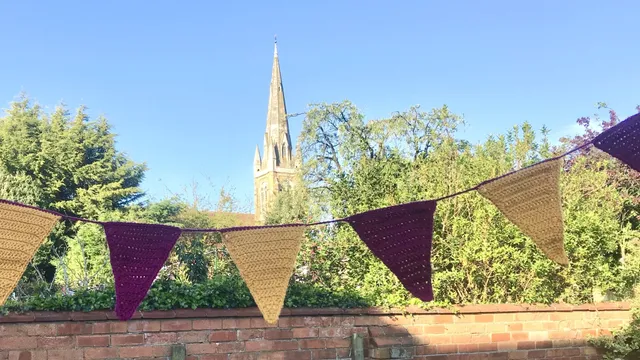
[594,112,640,172]
[346,200,437,302]
[104,222,182,320]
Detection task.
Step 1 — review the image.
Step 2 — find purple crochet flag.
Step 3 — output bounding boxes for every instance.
[104,222,182,320]
[594,112,640,172]
[346,200,437,302]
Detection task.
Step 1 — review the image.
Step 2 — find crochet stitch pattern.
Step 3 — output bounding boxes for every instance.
[222,226,305,324]
[593,112,640,172]
[477,158,569,265]
[0,201,60,305]
[346,201,437,302]
[104,222,182,320]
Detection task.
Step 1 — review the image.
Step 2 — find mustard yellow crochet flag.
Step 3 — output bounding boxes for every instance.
[0,201,60,305]
[477,158,569,265]
[222,226,304,324]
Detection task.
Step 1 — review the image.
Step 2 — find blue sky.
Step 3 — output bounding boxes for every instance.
[1,1,638,210]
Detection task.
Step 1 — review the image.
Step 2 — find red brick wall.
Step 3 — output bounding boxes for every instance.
[0,303,631,360]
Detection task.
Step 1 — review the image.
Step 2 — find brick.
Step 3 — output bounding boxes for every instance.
[526,349,547,358]
[451,334,472,344]
[223,318,251,329]
[36,336,74,349]
[119,345,170,358]
[494,314,515,322]
[429,334,452,344]
[0,337,35,350]
[458,343,479,353]
[507,323,523,331]
[265,329,293,340]
[318,327,351,338]
[354,316,383,326]
[516,340,536,350]
[491,333,510,342]
[228,355,259,360]
[215,342,244,353]
[46,350,83,360]
[245,340,298,352]
[127,320,161,333]
[311,349,337,359]
[370,348,391,358]
[434,315,454,323]
[292,327,317,338]
[489,353,509,360]
[536,340,553,349]
[511,332,529,341]
[188,342,245,355]
[22,324,56,337]
[145,332,177,344]
[238,329,264,340]
[251,317,278,328]
[529,331,549,341]
[0,325,23,336]
[186,343,218,354]
[200,355,229,360]
[273,340,301,351]
[436,344,458,354]
[209,330,237,342]
[371,336,412,346]
[475,314,494,322]
[178,331,209,343]
[325,338,350,348]
[299,339,325,349]
[91,323,110,334]
[477,343,498,352]
[508,351,529,359]
[161,319,192,331]
[289,317,325,327]
[329,316,355,326]
[111,334,144,345]
[257,351,311,360]
[56,323,92,336]
[111,321,131,333]
[76,335,109,347]
[83,347,118,359]
[193,319,223,330]
[497,341,518,351]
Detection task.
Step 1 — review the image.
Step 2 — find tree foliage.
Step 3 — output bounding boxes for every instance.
[1,94,639,314]
[266,100,640,307]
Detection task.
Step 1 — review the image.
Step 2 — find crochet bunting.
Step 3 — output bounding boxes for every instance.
[477,158,568,265]
[0,201,60,305]
[104,222,182,320]
[593,112,640,172]
[222,226,305,324]
[346,201,437,302]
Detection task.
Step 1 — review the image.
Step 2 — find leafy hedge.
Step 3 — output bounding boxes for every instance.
[0,276,368,315]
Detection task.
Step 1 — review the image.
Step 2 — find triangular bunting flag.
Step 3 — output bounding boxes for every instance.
[222,226,305,324]
[346,201,437,302]
[477,158,568,265]
[593,112,640,172]
[0,201,60,305]
[104,222,182,320]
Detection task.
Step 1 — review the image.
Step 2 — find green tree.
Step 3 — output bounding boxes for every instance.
[273,100,640,307]
[0,95,146,283]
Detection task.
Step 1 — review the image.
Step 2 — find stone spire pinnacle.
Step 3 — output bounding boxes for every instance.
[264,38,292,167]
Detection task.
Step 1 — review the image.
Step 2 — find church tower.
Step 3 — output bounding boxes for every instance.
[253,40,297,223]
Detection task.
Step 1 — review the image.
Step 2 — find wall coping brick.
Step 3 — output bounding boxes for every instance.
[0,302,630,324]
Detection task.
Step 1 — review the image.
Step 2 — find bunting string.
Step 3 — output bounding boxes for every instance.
[0,112,637,322]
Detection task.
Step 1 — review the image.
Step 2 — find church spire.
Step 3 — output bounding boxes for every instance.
[265,38,292,167]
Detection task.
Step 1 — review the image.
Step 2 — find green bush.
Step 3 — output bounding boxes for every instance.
[0,276,368,314]
[589,290,640,360]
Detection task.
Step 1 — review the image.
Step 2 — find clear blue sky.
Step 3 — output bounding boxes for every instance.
[1,1,638,210]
